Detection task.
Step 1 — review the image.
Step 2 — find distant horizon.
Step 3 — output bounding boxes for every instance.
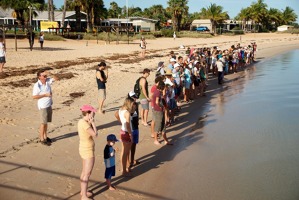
[53,0,299,23]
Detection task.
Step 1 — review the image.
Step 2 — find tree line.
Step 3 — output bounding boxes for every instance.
[0,0,297,33]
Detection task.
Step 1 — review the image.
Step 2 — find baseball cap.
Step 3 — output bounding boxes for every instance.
[80,105,97,112]
[174,63,180,68]
[128,91,138,99]
[107,134,118,142]
[169,58,176,63]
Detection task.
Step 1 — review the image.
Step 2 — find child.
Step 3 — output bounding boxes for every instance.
[104,134,118,190]
[39,32,44,49]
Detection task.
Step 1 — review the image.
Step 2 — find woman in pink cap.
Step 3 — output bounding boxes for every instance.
[78,104,98,199]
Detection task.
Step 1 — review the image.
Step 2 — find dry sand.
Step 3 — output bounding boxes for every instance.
[0,33,299,200]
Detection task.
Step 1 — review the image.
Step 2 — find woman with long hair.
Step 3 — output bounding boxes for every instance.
[115,97,134,176]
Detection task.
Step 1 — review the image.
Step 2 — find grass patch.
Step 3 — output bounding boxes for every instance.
[44,33,65,41]
[82,32,155,41]
[177,31,213,38]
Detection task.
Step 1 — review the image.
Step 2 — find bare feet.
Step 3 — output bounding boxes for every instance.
[164,141,173,145]
[130,160,141,168]
[154,141,161,145]
[109,185,116,190]
[80,191,93,198]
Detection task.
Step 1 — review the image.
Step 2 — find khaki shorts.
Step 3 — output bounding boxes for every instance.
[98,89,106,100]
[40,106,52,124]
[152,110,165,133]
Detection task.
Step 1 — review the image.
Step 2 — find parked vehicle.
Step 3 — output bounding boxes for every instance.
[195,26,210,32]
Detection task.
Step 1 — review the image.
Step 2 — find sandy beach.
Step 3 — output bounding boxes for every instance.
[1,33,299,200]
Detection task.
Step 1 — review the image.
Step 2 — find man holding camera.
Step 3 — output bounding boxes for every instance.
[32,70,59,146]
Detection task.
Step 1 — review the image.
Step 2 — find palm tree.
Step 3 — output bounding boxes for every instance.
[0,0,44,25]
[281,6,297,25]
[167,0,189,31]
[236,8,251,31]
[108,1,121,18]
[200,3,229,34]
[249,0,268,31]
[267,8,283,29]
[48,0,54,21]
[143,5,170,28]
[61,0,67,27]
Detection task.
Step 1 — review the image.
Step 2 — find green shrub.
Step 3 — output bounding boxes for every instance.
[44,33,65,41]
[161,29,174,37]
[178,31,213,38]
[230,27,244,35]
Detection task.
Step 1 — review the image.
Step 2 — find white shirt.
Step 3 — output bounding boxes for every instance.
[0,42,5,57]
[216,60,224,72]
[32,78,54,109]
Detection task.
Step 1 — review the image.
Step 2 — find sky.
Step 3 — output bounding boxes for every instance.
[53,0,299,22]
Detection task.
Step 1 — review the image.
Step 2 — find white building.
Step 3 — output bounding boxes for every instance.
[277,25,294,32]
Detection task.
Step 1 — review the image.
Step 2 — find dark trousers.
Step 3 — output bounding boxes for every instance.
[218,71,223,84]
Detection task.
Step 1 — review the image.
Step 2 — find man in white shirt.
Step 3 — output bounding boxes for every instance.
[216,57,224,85]
[0,38,5,73]
[32,70,59,146]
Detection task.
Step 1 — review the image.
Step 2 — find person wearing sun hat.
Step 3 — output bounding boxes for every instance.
[78,104,98,199]
[156,61,165,78]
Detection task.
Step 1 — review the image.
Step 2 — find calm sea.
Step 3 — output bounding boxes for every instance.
[198,49,299,200]
[161,49,299,200]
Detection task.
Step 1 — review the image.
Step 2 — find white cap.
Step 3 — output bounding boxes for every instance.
[170,58,176,63]
[164,78,174,86]
[174,63,180,68]
[129,91,137,98]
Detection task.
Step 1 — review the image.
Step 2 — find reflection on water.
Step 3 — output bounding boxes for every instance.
[204,49,299,200]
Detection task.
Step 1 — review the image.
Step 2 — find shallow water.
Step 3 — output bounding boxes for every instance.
[161,50,299,200]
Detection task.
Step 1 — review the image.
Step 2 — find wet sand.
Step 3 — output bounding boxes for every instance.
[0,33,299,199]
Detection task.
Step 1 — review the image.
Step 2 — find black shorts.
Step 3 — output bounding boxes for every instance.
[0,56,6,63]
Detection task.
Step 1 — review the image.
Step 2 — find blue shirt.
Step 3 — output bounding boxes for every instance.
[104,145,115,168]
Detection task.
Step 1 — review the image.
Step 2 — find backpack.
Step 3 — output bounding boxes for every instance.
[134,78,141,99]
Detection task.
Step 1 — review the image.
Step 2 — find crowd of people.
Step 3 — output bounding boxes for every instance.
[31,41,257,199]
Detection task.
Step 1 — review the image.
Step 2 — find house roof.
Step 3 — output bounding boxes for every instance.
[0,7,14,19]
[129,17,158,23]
[0,7,87,21]
[192,19,211,24]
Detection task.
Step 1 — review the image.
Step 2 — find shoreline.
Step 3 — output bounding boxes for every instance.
[0,33,299,199]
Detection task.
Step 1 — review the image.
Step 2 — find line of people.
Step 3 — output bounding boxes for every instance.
[32,41,257,199]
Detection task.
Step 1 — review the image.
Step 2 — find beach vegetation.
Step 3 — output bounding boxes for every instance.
[166,0,189,32]
[199,3,229,35]
[0,0,45,26]
[235,0,298,33]
[143,5,170,30]
[44,33,65,41]
[176,31,213,38]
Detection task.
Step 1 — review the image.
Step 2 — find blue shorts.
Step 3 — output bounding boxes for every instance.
[105,166,115,179]
[167,98,177,110]
[132,129,139,144]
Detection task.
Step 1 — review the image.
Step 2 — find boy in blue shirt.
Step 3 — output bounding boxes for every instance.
[104,134,118,190]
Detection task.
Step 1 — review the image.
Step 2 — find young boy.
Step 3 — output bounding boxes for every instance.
[104,134,118,190]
